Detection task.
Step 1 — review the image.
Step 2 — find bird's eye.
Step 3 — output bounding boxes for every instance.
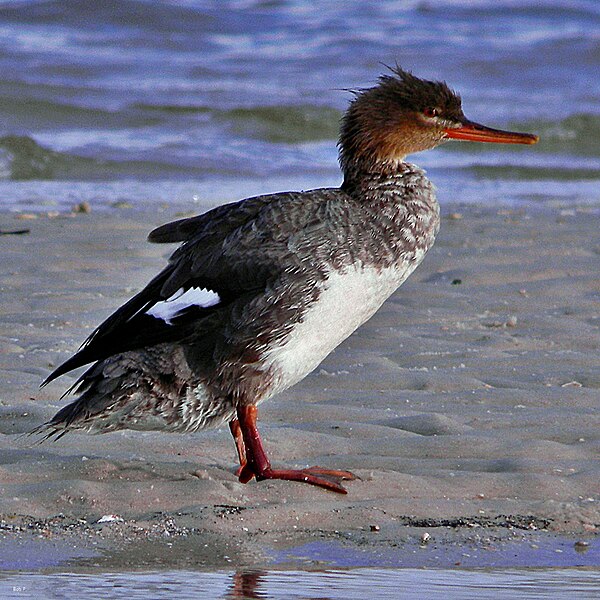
[423,107,439,118]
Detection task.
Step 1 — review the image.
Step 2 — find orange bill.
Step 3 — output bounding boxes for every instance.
[444,120,539,144]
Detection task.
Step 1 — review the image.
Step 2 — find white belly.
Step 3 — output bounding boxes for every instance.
[262,261,420,396]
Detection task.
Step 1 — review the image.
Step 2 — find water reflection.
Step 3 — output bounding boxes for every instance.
[225,570,267,599]
[3,567,600,598]
[220,568,600,600]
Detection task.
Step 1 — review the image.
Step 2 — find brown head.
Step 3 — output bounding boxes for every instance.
[339,67,538,176]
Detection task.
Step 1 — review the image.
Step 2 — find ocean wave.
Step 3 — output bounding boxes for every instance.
[516,114,600,157]
[131,103,212,115]
[134,103,341,144]
[218,105,341,144]
[0,135,193,180]
[0,135,72,180]
[0,94,161,131]
[470,164,600,181]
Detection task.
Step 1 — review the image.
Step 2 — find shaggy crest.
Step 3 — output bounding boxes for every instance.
[339,66,465,176]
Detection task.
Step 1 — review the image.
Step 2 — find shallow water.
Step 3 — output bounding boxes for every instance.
[2,568,600,599]
[2,534,600,598]
[1,0,599,212]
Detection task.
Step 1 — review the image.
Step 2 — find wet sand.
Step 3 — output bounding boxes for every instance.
[0,204,599,569]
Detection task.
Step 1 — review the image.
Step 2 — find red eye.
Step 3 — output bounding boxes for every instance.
[423,107,439,118]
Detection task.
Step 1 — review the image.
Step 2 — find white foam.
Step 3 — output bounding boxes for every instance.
[146,286,220,324]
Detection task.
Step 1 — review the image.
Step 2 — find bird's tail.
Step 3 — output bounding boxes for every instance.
[30,358,139,441]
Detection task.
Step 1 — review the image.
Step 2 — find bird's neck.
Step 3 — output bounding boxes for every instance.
[341,159,417,198]
[342,158,439,230]
[340,158,440,269]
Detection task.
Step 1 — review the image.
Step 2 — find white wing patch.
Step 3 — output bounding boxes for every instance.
[146,287,220,325]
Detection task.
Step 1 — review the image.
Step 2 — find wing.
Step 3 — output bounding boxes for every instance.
[43,187,351,386]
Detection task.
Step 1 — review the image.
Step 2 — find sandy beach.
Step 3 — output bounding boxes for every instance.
[1,203,599,570]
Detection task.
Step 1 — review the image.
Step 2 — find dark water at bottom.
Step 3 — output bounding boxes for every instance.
[2,567,600,599]
[2,535,600,599]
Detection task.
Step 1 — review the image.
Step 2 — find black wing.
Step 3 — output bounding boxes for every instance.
[43,187,350,386]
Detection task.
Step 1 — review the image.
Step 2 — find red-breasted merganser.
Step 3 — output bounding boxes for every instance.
[38,68,538,494]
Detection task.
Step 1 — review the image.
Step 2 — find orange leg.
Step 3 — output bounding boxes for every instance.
[229,418,249,478]
[235,405,355,494]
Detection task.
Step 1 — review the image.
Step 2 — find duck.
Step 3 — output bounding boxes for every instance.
[38,67,538,494]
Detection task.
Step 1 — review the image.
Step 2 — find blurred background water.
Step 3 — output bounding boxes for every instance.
[0,0,598,212]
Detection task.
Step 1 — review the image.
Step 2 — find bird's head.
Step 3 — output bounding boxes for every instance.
[339,67,538,175]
